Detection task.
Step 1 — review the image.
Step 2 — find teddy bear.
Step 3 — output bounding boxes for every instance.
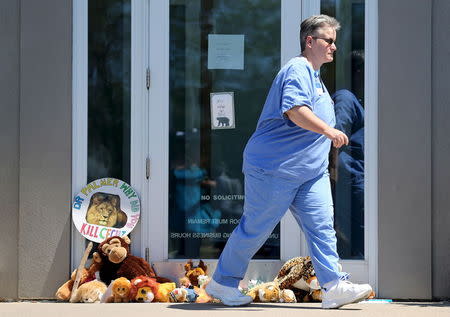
[184,259,207,287]
[129,276,159,302]
[71,280,108,303]
[93,235,171,285]
[274,256,322,302]
[55,259,100,301]
[105,277,131,303]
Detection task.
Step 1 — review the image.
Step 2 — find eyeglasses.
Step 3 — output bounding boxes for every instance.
[312,37,336,46]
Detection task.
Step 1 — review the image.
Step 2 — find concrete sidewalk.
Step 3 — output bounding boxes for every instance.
[0,301,448,317]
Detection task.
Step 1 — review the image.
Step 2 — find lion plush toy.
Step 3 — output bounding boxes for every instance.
[93,235,171,285]
[105,277,131,303]
[129,276,159,303]
[71,280,108,303]
[85,192,127,228]
[275,256,322,302]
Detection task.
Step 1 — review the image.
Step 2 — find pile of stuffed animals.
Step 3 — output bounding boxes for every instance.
[56,235,374,304]
[246,255,324,303]
[55,236,215,303]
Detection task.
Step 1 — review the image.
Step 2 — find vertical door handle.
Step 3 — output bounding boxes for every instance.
[146,157,150,179]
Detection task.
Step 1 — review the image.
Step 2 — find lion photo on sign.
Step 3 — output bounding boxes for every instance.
[85,192,127,228]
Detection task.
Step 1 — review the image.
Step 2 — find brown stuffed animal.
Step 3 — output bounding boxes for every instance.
[275,256,322,302]
[292,288,322,302]
[93,235,171,285]
[184,259,207,287]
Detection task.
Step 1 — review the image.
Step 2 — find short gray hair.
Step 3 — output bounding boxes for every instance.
[300,15,341,51]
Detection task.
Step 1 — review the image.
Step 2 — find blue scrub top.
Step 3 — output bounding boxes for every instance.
[243,56,336,181]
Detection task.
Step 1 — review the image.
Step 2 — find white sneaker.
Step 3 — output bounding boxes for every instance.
[321,280,372,309]
[205,279,253,306]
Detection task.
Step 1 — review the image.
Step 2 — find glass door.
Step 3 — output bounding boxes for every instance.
[72,0,143,268]
[144,0,304,282]
[72,0,151,268]
[167,0,282,259]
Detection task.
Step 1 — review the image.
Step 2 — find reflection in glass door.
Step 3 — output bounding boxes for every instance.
[88,0,131,184]
[72,0,133,266]
[321,0,365,260]
[168,0,281,259]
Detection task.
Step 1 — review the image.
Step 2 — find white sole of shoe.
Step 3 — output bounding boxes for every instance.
[322,288,372,309]
[206,288,253,307]
[221,298,253,307]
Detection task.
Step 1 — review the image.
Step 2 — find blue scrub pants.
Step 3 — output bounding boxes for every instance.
[212,168,347,288]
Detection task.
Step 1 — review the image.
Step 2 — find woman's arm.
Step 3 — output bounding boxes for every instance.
[285,105,349,148]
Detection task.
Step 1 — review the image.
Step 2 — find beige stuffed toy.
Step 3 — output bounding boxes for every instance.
[71,280,108,303]
[246,281,281,302]
[55,268,90,301]
[55,260,100,301]
[279,289,297,303]
[247,281,297,303]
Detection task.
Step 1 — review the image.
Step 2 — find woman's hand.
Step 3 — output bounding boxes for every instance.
[323,127,349,148]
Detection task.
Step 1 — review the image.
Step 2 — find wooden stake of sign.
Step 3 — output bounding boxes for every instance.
[69,241,93,303]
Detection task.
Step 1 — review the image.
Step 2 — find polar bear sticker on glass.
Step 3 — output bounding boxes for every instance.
[72,178,140,243]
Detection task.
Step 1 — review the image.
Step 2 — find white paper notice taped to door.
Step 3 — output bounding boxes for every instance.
[210,92,235,129]
[208,34,244,70]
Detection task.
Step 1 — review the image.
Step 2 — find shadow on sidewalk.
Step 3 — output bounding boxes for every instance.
[166,303,361,311]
